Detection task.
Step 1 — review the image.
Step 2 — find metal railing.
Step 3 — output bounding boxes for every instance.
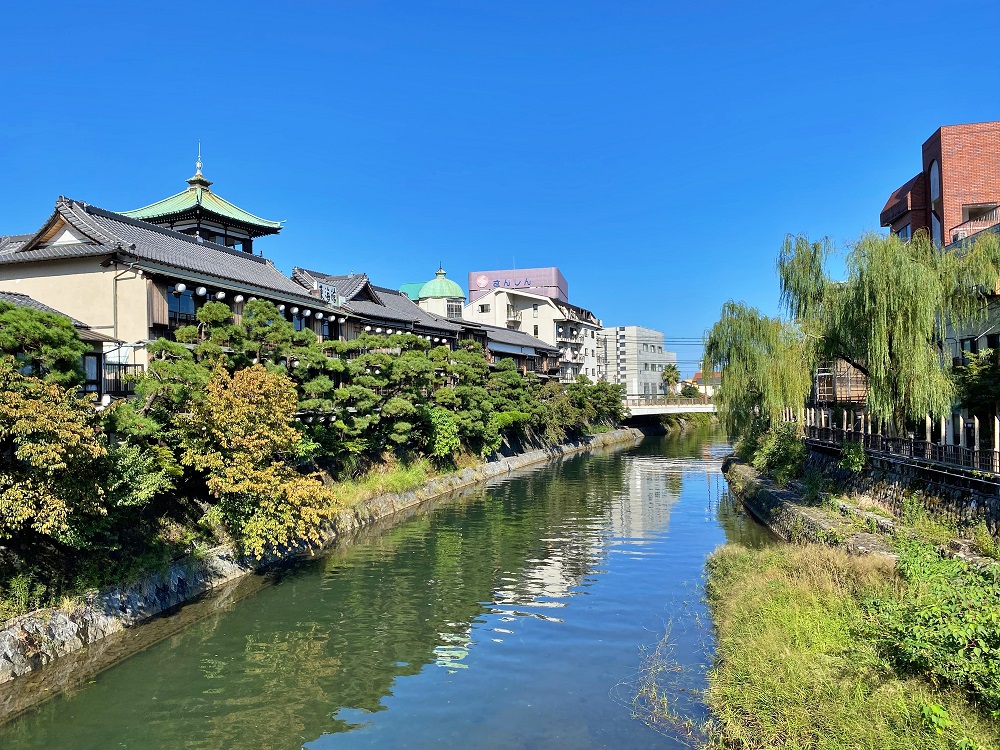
[950,208,1000,242]
[805,424,1000,475]
[103,363,144,396]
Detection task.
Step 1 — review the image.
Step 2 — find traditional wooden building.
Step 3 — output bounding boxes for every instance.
[0,195,336,368]
[121,154,282,254]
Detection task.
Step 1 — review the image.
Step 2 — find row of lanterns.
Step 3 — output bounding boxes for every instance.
[173,282,347,323]
[361,325,447,343]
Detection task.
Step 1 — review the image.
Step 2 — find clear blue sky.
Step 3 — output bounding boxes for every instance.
[3,0,1000,373]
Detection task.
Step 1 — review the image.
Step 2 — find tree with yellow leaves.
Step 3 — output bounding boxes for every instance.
[178,364,340,557]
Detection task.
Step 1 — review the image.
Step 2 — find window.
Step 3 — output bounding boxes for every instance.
[167,285,196,329]
[478,303,491,314]
[532,304,539,318]
[929,160,942,245]
[533,325,539,336]
[643,363,649,371]
[896,224,911,240]
[643,343,648,352]
[447,299,462,319]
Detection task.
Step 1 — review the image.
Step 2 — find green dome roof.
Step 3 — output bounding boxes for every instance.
[418,267,465,300]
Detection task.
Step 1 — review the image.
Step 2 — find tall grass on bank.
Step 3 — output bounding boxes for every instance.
[703,544,1000,750]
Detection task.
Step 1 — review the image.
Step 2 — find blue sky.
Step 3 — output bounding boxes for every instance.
[3,0,1000,373]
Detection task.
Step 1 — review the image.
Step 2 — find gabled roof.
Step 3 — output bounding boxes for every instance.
[292,267,381,303]
[467,287,601,326]
[291,266,462,334]
[121,170,282,237]
[0,290,118,342]
[1,198,318,303]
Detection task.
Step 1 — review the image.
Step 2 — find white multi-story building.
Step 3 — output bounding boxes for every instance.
[597,326,677,396]
[463,288,602,382]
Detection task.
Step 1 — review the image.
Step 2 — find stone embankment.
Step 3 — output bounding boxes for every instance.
[724,453,998,567]
[0,428,646,689]
[722,456,896,558]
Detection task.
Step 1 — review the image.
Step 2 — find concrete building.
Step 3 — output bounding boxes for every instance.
[597,326,677,396]
[463,288,601,382]
[881,121,1000,245]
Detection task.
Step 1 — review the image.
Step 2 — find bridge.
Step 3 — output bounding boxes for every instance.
[624,396,717,416]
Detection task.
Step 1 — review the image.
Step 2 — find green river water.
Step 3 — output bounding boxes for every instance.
[0,429,773,749]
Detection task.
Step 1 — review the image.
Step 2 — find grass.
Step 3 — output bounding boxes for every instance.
[326,456,434,509]
[701,543,1000,750]
[972,522,1000,559]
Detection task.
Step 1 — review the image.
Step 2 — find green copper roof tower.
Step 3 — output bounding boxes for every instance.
[121,148,283,254]
[418,266,465,300]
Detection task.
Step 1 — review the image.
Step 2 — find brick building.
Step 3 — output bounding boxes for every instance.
[880,121,1000,245]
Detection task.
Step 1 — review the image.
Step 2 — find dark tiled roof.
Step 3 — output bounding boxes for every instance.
[0,234,31,255]
[292,267,376,302]
[1,198,319,302]
[880,173,925,225]
[369,285,462,333]
[292,265,462,335]
[0,290,118,342]
[477,322,559,354]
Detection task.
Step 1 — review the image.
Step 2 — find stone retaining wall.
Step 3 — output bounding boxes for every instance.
[722,457,895,557]
[0,427,645,688]
[804,445,1000,533]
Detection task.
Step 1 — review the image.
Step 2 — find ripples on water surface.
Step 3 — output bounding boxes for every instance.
[0,429,773,749]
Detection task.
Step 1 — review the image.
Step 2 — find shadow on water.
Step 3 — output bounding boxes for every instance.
[0,429,773,750]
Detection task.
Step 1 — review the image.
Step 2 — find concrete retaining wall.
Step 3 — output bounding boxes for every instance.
[0,427,645,688]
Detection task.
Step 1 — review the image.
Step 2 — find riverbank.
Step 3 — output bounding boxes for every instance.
[704,542,1000,750]
[0,426,646,688]
[702,457,1000,749]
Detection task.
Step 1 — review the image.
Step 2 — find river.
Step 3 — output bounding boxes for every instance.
[0,429,772,749]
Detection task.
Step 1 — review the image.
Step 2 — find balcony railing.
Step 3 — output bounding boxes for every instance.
[950,208,1000,243]
[103,363,144,396]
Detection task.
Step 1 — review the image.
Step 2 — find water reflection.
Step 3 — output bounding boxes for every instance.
[0,430,773,750]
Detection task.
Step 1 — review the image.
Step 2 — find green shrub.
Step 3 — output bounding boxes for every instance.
[879,540,1000,712]
[838,440,867,473]
[751,423,806,486]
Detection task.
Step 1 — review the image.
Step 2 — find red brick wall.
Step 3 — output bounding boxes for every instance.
[921,122,1000,243]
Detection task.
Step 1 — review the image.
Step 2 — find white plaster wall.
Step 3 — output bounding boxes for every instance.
[0,257,150,364]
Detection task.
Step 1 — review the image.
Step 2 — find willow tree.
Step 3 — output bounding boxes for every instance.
[703,301,813,438]
[778,230,1000,435]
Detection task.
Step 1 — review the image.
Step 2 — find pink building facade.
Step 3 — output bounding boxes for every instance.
[468,267,568,303]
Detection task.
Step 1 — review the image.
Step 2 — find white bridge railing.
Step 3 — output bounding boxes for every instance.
[624,396,716,414]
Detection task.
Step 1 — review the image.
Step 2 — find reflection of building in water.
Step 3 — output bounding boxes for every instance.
[495,549,580,603]
[609,458,683,537]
